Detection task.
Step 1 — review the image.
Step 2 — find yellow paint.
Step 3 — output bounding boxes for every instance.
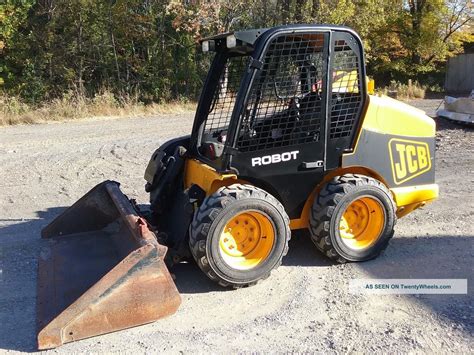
[333,70,359,93]
[358,95,435,137]
[290,168,438,230]
[339,197,385,250]
[219,211,275,270]
[289,166,388,230]
[390,184,438,217]
[388,138,431,185]
[289,218,309,230]
[366,77,375,95]
[184,159,239,195]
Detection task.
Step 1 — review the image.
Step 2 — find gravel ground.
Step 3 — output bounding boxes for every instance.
[0,100,472,353]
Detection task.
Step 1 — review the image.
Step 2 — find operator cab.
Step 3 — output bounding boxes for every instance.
[192,25,366,217]
[193,25,366,175]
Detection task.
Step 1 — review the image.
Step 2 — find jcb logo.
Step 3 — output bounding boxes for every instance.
[389,139,431,185]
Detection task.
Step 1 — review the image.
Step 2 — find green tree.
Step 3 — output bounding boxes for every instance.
[0,0,35,89]
[1,0,473,104]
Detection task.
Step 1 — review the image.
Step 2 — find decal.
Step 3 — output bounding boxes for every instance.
[251,150,300,167]
[389,139,431,184]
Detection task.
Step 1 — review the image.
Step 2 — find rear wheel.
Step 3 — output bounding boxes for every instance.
[309,174,396,263]
[189,184,290,288]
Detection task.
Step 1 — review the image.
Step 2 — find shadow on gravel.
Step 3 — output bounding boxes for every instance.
[173,230,333,294]
[282,229,332,267]
[357,235,473,334]
[173,262,226,294]
[0,206,231,352]
[0,208,65,352]
[0,206,225,352]
[0,208,472,351]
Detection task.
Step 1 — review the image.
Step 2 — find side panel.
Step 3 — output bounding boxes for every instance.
[184,159,239,194]
[342,95,439,217]
[342,95,436,188]
[343,129,435,187]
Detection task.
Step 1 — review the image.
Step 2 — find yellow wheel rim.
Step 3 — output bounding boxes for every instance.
[339,196,385,250]
[219,211,275,270]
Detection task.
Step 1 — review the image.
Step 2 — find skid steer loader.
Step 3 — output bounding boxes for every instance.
[37,24,439,349]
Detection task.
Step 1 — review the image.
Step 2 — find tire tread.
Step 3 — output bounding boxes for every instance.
[189,184,290,288]
[309,174,396,263]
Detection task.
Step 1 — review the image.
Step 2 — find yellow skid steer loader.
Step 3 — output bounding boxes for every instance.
[37,25,438,349]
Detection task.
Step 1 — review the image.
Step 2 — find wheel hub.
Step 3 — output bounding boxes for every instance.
[219,211,275,270]
[339,196,385,250]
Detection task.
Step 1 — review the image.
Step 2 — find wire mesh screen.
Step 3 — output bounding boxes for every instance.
[203,56,249,135]
[329,39,363,139]
[237,34,326,152]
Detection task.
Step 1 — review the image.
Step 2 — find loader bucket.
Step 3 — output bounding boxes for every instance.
[37,181,181,350]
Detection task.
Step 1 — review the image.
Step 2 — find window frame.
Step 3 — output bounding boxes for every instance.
[190,26,367,173]
[234,32,329,153]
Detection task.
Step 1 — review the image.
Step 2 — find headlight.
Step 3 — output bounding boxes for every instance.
[226,35,237,49]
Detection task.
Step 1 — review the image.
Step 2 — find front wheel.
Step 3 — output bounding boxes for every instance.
[309,174,396,263]
[189,184,290,288]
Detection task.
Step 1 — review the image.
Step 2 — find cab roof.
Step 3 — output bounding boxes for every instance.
[201,28,269,46]
[199,24,358,54]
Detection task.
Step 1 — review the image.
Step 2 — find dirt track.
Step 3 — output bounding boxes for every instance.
[0,100,473,353]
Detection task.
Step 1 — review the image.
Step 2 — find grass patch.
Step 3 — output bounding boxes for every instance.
[0,90,196,126]
[376,80,427,99]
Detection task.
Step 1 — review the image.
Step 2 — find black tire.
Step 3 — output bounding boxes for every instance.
[189,184,290,288]
[309,174,396,263]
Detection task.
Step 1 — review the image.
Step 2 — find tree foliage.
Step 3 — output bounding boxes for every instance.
[1,0,472,103]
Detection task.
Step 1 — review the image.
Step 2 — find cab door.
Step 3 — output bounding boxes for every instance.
[229,30,330,218]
